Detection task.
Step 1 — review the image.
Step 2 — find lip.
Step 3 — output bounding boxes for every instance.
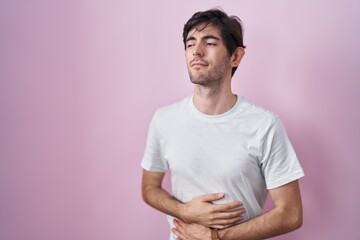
[191,61,208,67]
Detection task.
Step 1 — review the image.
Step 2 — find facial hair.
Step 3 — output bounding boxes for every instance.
[188,57,231,87]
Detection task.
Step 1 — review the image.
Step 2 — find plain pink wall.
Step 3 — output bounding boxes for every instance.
[1,0,359,239]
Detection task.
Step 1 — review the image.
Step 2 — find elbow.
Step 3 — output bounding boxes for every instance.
[287,209,303,231]
[279,206,303,232]
[141,187,150,204]
[142,185,156,206]
[293,213,303,230]
[290,215,302,231]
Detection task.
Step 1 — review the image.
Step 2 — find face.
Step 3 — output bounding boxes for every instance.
[185,24,232,86]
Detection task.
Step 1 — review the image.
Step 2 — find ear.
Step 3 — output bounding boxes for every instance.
[230,47,245,68]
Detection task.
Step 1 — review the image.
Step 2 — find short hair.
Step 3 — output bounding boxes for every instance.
[183,8,246,76]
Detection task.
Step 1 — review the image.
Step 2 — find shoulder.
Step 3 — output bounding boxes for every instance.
[152,96,191,123]
[238,97,279,127]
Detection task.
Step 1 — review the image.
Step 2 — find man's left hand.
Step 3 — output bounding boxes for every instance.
[172,219,211,240]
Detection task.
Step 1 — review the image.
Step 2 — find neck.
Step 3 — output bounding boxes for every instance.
[192,81,237,115]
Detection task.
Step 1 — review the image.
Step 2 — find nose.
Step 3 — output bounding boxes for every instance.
[193,43,204,57]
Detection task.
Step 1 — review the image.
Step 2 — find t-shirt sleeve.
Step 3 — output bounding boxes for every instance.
[141,112,169,172]
[260,117,304,189]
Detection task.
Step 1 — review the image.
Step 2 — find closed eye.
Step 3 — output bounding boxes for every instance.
[206,42,217,46]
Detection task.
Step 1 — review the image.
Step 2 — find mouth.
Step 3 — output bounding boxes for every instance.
[190,61,208,67]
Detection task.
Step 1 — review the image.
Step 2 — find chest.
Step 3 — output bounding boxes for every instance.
[161,121,263,179]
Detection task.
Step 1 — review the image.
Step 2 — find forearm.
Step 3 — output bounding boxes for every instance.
[219,206,302,240]
[142,169,246,228]
[142,185,185,219]
[142,185,245,229]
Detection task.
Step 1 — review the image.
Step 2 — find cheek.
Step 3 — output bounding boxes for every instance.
[185,51,192,60]
[184,53,190,63]
[186,57,195,69]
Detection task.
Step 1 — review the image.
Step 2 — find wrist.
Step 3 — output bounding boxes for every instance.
[177,202,189,221]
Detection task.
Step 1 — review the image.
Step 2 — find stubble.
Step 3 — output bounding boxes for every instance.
[189,58,231,96]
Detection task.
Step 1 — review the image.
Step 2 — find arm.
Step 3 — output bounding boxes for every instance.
[172,180,303,240]
[141,169,246,229]
[219,180,303,239]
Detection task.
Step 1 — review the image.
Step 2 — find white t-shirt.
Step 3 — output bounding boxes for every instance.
[141,96,304,239]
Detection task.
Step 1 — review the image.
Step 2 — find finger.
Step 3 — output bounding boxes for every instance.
[209,215,244,228]
[210,224,234,229]
[173,219,182,229]
[197,193,225,202]
[211,224,239,229]
[174,218,187,227]
[208,209,246,228]
[172,227,184,240]
[171,228,179,239]
[214,208,246,220]
[209,210,245,226]
[213,201,243,212]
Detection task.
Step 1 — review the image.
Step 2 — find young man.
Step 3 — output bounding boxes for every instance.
[141,9,304,240]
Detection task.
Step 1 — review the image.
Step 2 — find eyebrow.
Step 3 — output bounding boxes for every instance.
[185,34,221,43]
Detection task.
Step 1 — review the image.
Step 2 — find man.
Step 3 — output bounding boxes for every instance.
[141,8,304,240]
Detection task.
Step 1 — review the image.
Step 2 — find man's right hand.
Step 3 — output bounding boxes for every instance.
[180,193,246,229]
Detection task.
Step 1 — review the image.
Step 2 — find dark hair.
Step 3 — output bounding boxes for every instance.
[183,8,246,76]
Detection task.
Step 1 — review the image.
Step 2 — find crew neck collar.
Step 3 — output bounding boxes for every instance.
[189,95,242,122]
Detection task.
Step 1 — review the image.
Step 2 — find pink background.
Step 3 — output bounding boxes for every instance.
[1,0,359,239]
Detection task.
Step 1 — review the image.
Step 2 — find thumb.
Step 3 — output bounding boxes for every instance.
[198,193,225,202]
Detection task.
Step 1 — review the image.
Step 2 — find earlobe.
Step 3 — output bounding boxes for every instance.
[231,47,245,67]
